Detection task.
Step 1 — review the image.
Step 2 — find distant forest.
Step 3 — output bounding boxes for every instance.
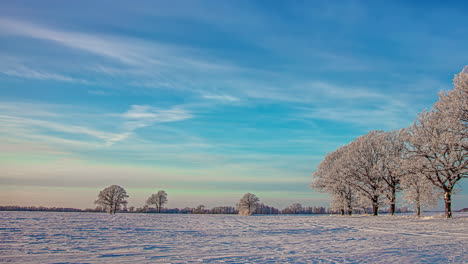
[0,205,413,215]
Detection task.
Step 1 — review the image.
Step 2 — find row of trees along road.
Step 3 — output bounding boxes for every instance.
[311,66,467,218]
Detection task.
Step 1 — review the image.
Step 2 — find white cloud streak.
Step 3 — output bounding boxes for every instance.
[0,114,128,146]
[121,105,192,132]
[0,64,84,83]
[0,18,155,65]
[202,94,240,102]
[0,17,239,73]
[0,102,193,147]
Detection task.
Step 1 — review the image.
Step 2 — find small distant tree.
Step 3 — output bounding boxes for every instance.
[146,190,168,213]
[283,203,303,214]
[238,193,259,216]
[192,205,206,214]
[95,185,129,214]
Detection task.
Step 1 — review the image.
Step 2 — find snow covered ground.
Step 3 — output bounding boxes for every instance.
[1,211,467,263]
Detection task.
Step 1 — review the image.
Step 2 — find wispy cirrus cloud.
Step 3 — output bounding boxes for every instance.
[0,17,239,73]
[0,63,87,83]
[0,18,154,66]
[0,102,62,117]
[0,101,193,148]
[120,105,192,140]
[298,102,417,130]
[122,105,192,123]
[87,90,108,96]
[202,94,240,102]
[0,17,403,107]
[0,114,129,146]
[305,81,385,99]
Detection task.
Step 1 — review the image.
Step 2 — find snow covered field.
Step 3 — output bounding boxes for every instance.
[1,212,467,263]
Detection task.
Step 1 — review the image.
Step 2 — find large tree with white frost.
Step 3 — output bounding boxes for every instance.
[405,109,467,218]
[95,185,129,214]
[400,165,439,217]
[376,130,407,215]
[435,66,468,138]
[238,193,259,216]
[404,66,467,218]
[344,131,387,216]
[311,145,356,215]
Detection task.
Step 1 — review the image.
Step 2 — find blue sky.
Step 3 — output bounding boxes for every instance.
[0,0,467,209]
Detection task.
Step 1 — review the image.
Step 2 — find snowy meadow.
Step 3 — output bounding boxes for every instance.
[1,211,467,263]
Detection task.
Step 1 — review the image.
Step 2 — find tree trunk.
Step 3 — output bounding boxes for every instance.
[347,198,353,216]
[372,195,379,216]
[416,197,421,217]
[444,191,452,218]
[372,204,378,216]
[389,188,396,215]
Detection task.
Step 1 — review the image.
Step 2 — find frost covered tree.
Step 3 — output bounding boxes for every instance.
[405,110,467,218]
[310,66,467,218]
[146,190,168,213]
[311,145,356,215]
[238,193,259,216]
[95,185,129,214]
[283,203,303,214]
[400,168,439,217]
[345,131,387,216]
[435,66,468,140]
[377,130,407,215]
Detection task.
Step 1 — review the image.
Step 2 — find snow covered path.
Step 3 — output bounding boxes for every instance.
[1,212,467,263]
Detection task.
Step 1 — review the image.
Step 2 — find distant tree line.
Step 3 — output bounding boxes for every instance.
[92,186,333,215]
[0,188,334,215]
[311,67,467,218]
[0,206,101,212]
[1,186,414,215]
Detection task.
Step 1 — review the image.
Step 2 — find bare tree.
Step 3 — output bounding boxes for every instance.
[377,130,407,215]
[311,145,356,215]
[310,67,467,218]
[405,110,467,218]
[146,190,168,213]
[435,66,468,139]
[400,168,439,217]
[283,203,303,214]
[192,205,206,214]
[238,193,259,216]
[345,131,387,216]
[95,185,129,214]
